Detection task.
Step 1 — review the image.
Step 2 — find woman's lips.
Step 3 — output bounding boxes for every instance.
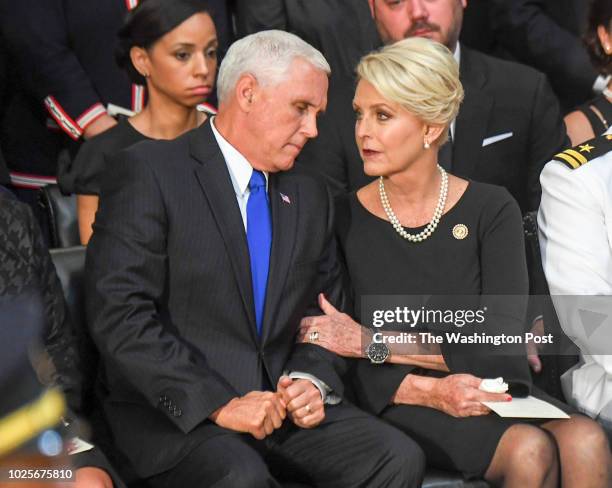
[362,149,381,158]
[189,86,212,96]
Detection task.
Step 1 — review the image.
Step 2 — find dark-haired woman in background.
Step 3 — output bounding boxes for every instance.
[59,0,218,244]
[564,0,612,146]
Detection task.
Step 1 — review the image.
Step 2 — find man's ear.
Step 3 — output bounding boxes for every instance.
[130,46,150,78]
[234,74,258,112]
[367,0,376,18]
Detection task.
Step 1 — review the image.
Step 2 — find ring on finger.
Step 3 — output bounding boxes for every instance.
[309,331,319,342]
[305,404,311,414]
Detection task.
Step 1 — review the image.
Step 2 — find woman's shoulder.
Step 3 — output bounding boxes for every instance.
[59,119,146,194]
[464,181,523,236]
[465,180,516,209]
[79,118,144,157]
[461,181,521,225]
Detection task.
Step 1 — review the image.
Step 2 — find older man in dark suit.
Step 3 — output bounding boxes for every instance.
[86,30,424,487]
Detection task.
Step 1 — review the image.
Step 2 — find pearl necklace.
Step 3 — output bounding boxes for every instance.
[379,164,448,242]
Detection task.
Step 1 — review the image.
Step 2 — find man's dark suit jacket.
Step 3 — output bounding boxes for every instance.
[234,0,380,82]
[489,0,596,111]
[298,45,568,213]
[86,122,350,478]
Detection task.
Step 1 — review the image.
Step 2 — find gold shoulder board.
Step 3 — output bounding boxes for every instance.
[553,133,612,170]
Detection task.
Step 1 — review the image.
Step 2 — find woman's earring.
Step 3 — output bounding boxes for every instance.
[424,138,430,149]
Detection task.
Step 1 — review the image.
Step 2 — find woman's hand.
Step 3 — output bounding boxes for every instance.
[297,294,367,358]
[392,373,511,417]
[430,374,511,417]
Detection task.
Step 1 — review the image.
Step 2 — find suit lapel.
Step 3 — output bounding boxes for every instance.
[189,123,258,339]
[261,174,298,343]
[453,47,494,178]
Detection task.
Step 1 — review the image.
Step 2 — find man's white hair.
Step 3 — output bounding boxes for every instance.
[217,30,331,103]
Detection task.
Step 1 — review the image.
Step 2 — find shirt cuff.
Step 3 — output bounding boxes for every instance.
[287,371,342,405]
[531,315,544,328]
[593,75,611,94]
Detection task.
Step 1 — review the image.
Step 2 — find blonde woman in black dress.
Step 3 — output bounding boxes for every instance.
[299,37,611,487]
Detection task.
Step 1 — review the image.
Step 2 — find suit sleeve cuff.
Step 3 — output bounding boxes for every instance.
[43,98,107,140]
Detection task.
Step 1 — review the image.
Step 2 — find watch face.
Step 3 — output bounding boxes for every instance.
[367,342,389,363]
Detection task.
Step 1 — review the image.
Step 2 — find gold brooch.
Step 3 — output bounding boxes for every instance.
[452,224,469,240]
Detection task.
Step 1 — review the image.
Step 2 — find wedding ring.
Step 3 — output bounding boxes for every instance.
[305,404,311,413]
[309,331,319,342]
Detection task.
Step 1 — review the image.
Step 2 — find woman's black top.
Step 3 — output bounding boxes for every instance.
[58,117,149,195]
[576,94,612,135]
[335,181,533,415]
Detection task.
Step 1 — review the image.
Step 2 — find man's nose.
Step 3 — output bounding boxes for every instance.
[303,113,318,139]
[410,0,429,21]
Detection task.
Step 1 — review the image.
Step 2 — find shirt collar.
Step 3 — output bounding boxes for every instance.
[453,43,461,66]
[210,116,268,196]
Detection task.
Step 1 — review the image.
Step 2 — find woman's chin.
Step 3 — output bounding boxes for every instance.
[363,161,387,178]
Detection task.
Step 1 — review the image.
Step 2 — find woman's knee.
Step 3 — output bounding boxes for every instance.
[497,424,558,475]
[557,415,611,459]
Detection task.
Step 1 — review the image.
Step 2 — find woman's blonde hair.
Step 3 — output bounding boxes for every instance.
[356,37,464,145]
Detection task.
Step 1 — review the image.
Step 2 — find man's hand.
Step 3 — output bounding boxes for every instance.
[277,376,324,429]
[526,318,545,373]
[209,391,286,440]
[83,113,117,139]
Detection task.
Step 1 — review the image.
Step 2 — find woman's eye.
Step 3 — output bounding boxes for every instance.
[206,48,217,59]
[354,110,362,120]
[175,51,190,61]
[377,111,390,121]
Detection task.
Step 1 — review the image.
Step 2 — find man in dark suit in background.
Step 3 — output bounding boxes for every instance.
[299,0,568,215]
[86,30,424,487]
[234,0,380,81]
[489,0,599,112]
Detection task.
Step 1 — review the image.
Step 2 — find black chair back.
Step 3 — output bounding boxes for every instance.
[49,246,99,414]
[39,184,80,248]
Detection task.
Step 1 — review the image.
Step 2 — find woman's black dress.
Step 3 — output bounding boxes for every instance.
[58,117,149,195]
[336,181,572,478]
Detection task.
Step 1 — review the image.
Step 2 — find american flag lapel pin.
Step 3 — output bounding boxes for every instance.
[280,192,291,205]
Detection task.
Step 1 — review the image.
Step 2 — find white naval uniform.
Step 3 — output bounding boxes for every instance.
[538,128,612,427]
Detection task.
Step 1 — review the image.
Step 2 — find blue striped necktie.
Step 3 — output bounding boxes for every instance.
[246,170,272,336]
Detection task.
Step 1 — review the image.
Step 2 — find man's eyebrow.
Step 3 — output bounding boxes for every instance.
[294,100,326,114]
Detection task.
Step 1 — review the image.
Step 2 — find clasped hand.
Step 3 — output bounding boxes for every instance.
[210,377,324,439]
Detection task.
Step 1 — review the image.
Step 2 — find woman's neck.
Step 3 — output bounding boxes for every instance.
[382,154,441,206]
[130,94,201,140]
